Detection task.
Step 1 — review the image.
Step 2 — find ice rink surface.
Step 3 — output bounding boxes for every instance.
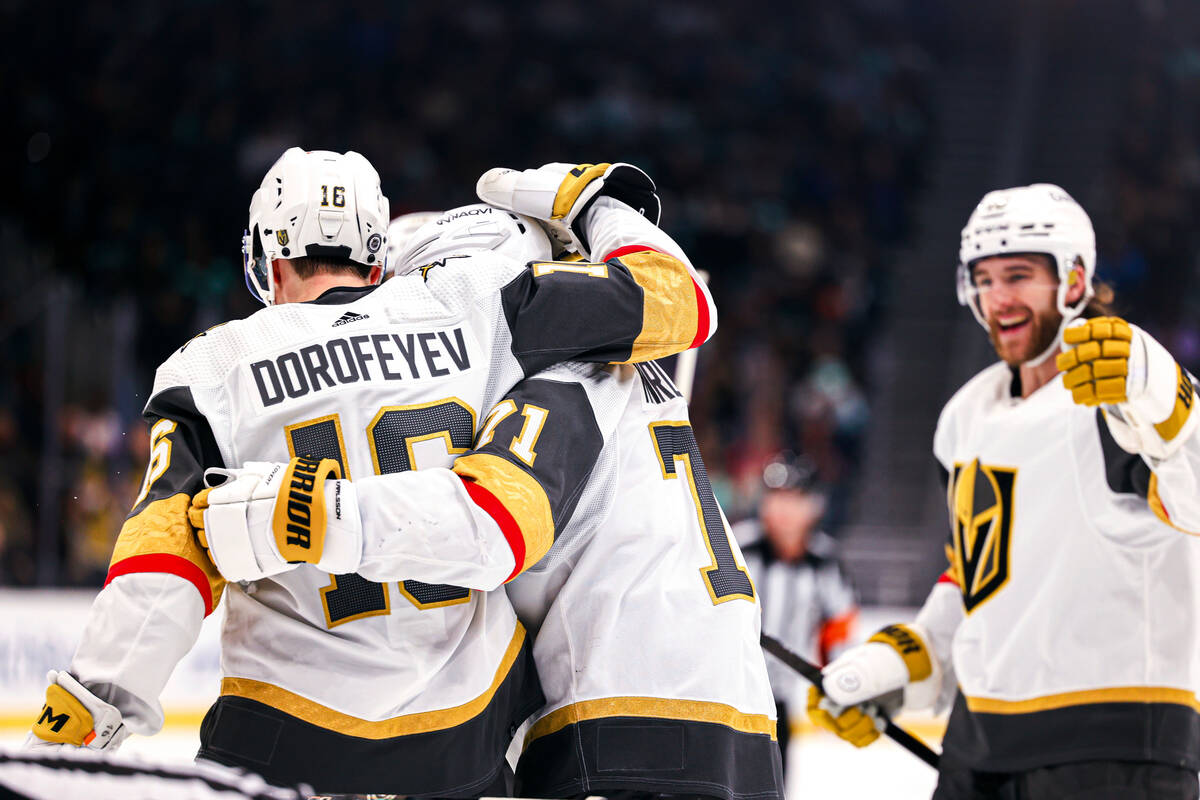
[1,722,942,798]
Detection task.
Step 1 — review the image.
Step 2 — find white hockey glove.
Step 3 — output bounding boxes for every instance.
[807,623,941,748]
[475,162,660,259]
[26,670,129,751]
[1057,317,1198,460]
[188,456,362,582]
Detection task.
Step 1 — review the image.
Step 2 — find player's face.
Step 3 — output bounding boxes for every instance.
[971,255,1061,366]
[760,489,820,562]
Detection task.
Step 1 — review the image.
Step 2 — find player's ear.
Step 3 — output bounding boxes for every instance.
[369,264,383,285]
[1064,260,1086,305]
[272,259,286,299]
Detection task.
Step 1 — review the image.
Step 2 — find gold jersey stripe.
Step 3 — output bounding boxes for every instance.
[110,493,226,607]
[1154,364,1195,441]
[525,696,777,745]
[0,710,210,730]
[220,623,527,739]
[614,251,700,364]
[453,453,554,572]
[965,686,1200,715]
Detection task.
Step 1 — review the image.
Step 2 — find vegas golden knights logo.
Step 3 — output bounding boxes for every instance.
[276,229,289,247]
[946,459,1016,612]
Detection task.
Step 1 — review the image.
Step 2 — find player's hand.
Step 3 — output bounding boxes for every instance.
[476,162,660,257]
[1057,317,1196,458]
[806,685,884,747]
[27,670,129,751]
[1056,317,1135,406]
[189,456,361,582]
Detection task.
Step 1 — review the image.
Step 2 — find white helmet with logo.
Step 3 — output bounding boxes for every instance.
[957,183,1096,363]
[243,148,390,305]
[390,203,553,278]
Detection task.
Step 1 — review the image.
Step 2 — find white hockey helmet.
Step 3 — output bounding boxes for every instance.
[957,183,1096,364]
[384,211,443,279]
[243,147,390,305]
[390,203,553,278]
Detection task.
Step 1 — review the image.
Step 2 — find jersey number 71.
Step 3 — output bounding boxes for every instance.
[649,422,755,604]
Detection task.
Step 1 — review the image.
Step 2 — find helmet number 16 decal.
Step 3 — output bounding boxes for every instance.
[320,185,346,208]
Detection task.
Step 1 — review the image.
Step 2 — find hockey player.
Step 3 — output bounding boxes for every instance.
[196,169,785,800]
[806,183,1200,799]
[483,166,781,800]
[733,452,858,777]
[25,152,717,796]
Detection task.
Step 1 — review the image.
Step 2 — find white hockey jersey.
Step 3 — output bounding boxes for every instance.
[506,362,784,799]
[915,360,1200,772]
[62,204,717,795]
[311,363,784,798]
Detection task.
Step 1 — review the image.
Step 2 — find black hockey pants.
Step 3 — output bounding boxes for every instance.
[932,759,1199,800]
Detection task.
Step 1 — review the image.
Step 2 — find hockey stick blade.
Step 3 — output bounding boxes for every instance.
[760,633,941,769]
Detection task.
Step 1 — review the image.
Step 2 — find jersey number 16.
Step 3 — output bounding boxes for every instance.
[286,399,480,627]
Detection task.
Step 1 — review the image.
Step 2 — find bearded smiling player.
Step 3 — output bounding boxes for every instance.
[805,184,1200,800]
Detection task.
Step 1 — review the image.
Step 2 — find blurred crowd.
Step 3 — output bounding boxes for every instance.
[1102,10,1200,372]
[4,0,939,585]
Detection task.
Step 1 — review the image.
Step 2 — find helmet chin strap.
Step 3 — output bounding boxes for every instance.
[1022,315,1070,368]
[1022,282,1090,368]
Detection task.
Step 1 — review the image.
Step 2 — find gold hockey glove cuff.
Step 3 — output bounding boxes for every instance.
[822,622,940,716]
[192,458,360,583]
[868,624,933,682]
[270,456,341,563]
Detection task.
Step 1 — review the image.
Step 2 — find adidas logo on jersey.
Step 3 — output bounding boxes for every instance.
[332,311,369,327]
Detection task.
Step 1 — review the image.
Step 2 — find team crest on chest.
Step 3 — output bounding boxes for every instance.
[946,459,1016,612]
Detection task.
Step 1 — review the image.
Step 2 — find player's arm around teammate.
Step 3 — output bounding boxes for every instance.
[192,360,631,589]
[193,162,718,590]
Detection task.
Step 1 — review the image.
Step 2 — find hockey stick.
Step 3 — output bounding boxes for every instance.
[760,633,941,769]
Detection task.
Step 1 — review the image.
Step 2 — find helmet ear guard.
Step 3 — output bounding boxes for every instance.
[242,223,273,305]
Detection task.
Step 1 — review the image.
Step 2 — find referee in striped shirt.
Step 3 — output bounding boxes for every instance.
[734,453,859,777]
